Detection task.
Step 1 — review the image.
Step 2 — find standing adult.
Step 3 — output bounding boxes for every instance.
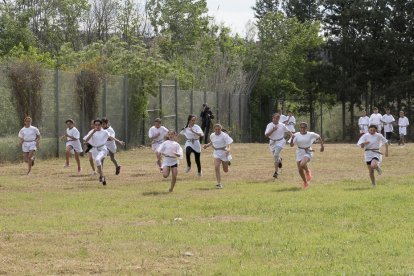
[357,125,388,187]
[18,116,40,175]
[381,108,395,144]
[369,107,383,133]
[265,113,292,178]
[358,110,370,136]
[148,118,169,172]
[61,119,82,173]
[180,115,204,176]
[398,111,410,145]
[200,103,214,144]
[289,122,324,188]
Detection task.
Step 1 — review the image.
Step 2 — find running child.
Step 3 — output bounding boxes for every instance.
[179,115,204,176]
[289,122,324,189]
[381,108,395,144]
[156,130,183,192]
[61,119,82,173]
[398,111,409,145]
[148,118,169,172]
[357,124,388,187]
[203,124,233,189]
[83,119,119,185]
[18,116,40,175]
[358,110,370,136]
[84,120,96,175]
[283,110,296,132]
[265,113,293,178]
[102,118,125,175]
[369,107,383,133]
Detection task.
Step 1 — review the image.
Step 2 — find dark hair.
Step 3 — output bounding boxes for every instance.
[184,115,196,128]
[93,119,102,124]
[154,118,161,123]
[368,124,378,130]
[65,119,74,124]
[102,117,109,124]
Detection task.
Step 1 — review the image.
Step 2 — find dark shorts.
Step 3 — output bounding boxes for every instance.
[385,132,392,140]
[366,157,379,165]
[165,163,178,168]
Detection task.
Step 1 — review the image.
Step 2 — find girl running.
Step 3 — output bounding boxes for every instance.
[102,118,125,175]
[357,124,388,187]
[148,118,169,172]
[157,130,183,192]
[18,116,40,175]
[179,115,204,176]
[61,119,82,173]
[289,122,324,188]
[203,124,233,189]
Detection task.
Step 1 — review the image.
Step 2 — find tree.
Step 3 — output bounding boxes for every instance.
[253,0,280,19]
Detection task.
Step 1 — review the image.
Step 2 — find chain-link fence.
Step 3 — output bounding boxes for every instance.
[0,67,250,162]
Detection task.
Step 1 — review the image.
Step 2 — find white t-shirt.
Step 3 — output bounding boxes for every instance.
[84,129,110,147]
[179,124,203,152]
[18,126,40,142]
[381,114,395,132]
[280,114,288,124]
[66,127,80,141]
[398,117,409,135]
[369,113,382,125]
[291,132,320,161]
[358,116,370,133]
[265,122,289,151]
[283,116,296,132]
[209,132,234,161]
[357,132,388,162]
[148,126,169,151]
[105,126,116,147]
[157,140,183,167]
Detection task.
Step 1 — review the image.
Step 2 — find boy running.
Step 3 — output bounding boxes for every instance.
[61,119,82,173]
[18,116,40,175]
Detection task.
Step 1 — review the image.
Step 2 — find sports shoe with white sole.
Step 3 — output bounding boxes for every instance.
[215,183,223,189]
[185,166,191,173]
[376,166,382,175]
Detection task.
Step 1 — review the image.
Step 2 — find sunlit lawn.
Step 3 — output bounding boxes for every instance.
[1,143,414,274]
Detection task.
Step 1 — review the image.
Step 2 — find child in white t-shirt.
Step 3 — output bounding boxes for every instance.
[61,119,82,173]
[398,111,409,145]
[289,122,324,189]
[357,125,388,187]
[157,130,183,192]
[148,118,169,172]
[203,124,233,189]
[18,116,40,175]
[358,110,370,135]
[102,118,125,175]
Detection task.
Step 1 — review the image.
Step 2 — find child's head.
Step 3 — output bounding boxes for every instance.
[213,123,223,135]
[93,119,103,130]
[373,107,378,113]
[368,124,377,134]
[385,108,390,114]
[102,117,109,129]
[154,118,161,128]
[299,122,308,133]
[186,115,197,127]
[65,119,75,128]
[165,130,177,141]
[399,110,405,117]
[361,110,367,116]
[24,116,32,127]
[272,113,280,124]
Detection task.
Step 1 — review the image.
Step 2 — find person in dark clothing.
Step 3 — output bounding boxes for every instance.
[200,103,214,144]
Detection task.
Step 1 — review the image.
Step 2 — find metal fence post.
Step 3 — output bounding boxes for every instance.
[239,94,242,142]
[54,68,60,157]
[102,77,107,117]
[228,93,231,128]
[190,83,194,115]
[80,70,85,137]
[216,90,219,123]
[123,76,128,148]
[159,81,163,118]
[175,78,178,131]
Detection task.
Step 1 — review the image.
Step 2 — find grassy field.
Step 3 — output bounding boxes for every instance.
[1,143,414,275]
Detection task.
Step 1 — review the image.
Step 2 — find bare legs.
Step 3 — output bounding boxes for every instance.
[163,166,178,192]
[214,158,229,187]
[23,151,35,175]
[65,146,81,172]
[296,157,311,188]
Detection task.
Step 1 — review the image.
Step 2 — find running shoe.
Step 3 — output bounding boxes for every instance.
[63,163,69,168]
[278,158,282,168]
[31,156,35,167]
[215,183,223,189]
[273,172,278,178]
[228,161,231,166]
[305,169,312,182]
[116,166,121,175]
[185,166,191,173]
[198,170,203,177]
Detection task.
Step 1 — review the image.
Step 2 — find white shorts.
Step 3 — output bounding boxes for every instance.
[296,149,313,162]
[272,146,283,162]
[66,140,83,153]
[92,146,108,166]
[22,141,37,153]
[213,150,232,162]
[151,141,163,152]
[162,157,179,167]
[106,142,117,154]
[399,127,407,136]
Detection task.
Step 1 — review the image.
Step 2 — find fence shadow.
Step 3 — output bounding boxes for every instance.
[272,187,302,193]
[142,191,170,196]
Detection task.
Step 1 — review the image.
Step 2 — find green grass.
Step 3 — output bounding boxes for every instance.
[1,143,414,274]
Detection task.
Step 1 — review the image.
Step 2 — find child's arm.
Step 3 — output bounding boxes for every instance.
[203,142,212,149]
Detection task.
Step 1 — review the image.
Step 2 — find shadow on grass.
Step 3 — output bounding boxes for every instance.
[192,187,215,191]
[344,187,373,191]
[272,187,302,193]
[142,191,170,196]
[131,173,147,177]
